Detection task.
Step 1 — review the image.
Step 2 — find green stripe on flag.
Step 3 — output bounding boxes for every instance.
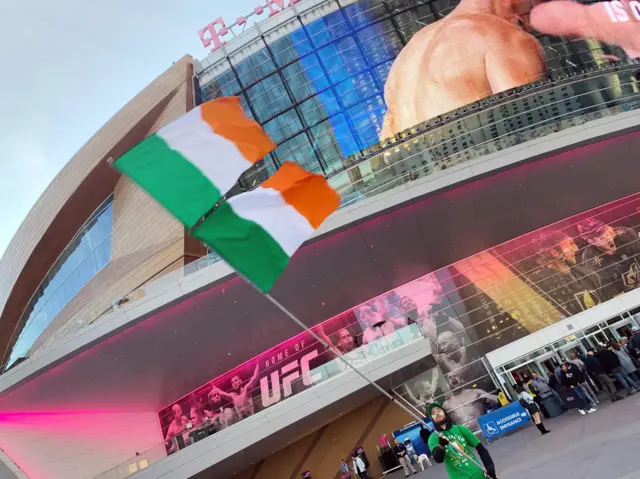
[113,134,222,228]
[192,201,290,292]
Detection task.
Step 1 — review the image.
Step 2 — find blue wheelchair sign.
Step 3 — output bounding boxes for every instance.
[477,401,530,440]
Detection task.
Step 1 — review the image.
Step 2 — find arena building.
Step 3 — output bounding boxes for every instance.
[0,0,640,478]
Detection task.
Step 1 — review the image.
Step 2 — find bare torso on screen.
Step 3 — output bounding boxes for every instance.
[382,1,546,137]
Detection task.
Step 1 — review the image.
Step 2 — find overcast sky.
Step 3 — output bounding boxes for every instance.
[0,0,260,258]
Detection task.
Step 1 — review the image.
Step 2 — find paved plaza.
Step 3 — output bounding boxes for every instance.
[388,393,640,479]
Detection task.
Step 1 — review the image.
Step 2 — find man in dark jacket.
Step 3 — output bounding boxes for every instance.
[597,346,637,395]
[583,351,621,401]
[627,327,640,361]
[560,362,597,414]
[427,403,497,479]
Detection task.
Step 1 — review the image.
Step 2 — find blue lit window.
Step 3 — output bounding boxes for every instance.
[233,48,276,88]
[8,197,114,367]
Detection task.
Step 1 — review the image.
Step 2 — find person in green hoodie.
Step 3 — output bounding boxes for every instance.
[427,403,497,479]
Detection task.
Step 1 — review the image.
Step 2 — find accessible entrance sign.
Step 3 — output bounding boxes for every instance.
[477,401,530,440]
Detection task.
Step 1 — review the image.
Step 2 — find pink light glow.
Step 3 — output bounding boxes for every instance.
[1,130,639,477]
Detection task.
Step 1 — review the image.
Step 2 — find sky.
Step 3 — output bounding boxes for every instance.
[0,0,260,258]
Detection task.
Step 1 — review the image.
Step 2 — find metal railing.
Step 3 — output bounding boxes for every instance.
[94,322,424,479]
[7,63,640,373]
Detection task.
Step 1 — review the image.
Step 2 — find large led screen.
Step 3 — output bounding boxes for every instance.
[159,192,640,449]
[199,0,640,174]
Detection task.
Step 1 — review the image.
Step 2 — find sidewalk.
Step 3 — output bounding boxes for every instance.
[385,393,640,479]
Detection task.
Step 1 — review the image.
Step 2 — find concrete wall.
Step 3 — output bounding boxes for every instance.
[233,396,416,479]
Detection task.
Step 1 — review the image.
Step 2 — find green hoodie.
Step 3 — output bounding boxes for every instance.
[427,404,485,479]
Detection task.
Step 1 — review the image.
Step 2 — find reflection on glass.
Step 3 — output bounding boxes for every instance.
[8,198,114,367]
[159,322,423,455]
[199,0,640,188]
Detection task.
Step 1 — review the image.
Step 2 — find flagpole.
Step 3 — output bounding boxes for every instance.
[261,292,488,474]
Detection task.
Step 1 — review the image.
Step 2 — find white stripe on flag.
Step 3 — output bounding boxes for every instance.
[226,187,314,256]
[157,109,253,194]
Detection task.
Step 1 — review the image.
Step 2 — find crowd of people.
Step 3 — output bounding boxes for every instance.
[516,327,640,422]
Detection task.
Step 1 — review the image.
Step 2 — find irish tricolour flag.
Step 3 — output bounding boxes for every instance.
[113,97,276,228]
[193,162,340,292]
[113,97,340,292]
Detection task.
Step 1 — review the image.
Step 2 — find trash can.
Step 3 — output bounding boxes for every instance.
[542,396,564,418]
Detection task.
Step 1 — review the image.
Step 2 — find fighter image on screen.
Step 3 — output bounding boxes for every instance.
[381,0,640,139]
[442,371,499,431]
[381,0,546,137]
[210,364,260,420]
[410,294,484,383]
[577,218,640,296]
[532,230,608,316]
[204,388,237,429]
[357,302,407,345]
[530,1,640,59]
[404,368,441,407]
[316,324,357,360]
[164,404,190,452]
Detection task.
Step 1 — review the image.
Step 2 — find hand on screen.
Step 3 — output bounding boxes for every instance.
[531,1,640,58]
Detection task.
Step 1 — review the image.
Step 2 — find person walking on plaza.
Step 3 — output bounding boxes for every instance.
[339,459,351,479]
[597,346,638,395]
[560,362,597,415]
[427,403,498,479]
[352,451,369,479]
[529,372,552,418]
[583,350,622,402]
[515,384,550,435]
[568,352,600,405]
[611,341,639,383]
[393,438,417,477]
[626,326,640,363]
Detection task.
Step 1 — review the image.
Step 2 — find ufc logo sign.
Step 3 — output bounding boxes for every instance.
[260,350,321,407]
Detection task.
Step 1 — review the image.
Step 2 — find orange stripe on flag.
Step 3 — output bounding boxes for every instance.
[200,97,276,164]
[263,162,340,229]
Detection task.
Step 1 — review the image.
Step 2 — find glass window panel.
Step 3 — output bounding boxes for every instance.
[299,91,342,125]
[10,197,114,363]
[264,110,304,144]
[335,71,381,108]
[386,0,428,11]
[97,213,112,240]
[274,133,323,174]
[88,226,102,253]
[76,258,90,286]
[238,93,256,121]
[67,270,81,299]
[310,120,351,174]
[394,6,436,40]
[348,95,386,147]
[79,234,92,257]
[85,248,99,277]
[270,32,313,66]
[318,37,367,85]
[357,21,404,64]
[431,0,457,18]
[305,11,351,49]
[95,242,110,269]
[344,0,388,27]
[246,75,293,123]
[329,113,361,158]
[233,47,276,88]
[102,234,112,260]
[373,60,394,88]
[282,55,330,102]
[201,70,242,101]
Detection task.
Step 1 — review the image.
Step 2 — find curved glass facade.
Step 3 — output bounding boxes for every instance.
[8,197,114,367]
[196,0,635,180]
